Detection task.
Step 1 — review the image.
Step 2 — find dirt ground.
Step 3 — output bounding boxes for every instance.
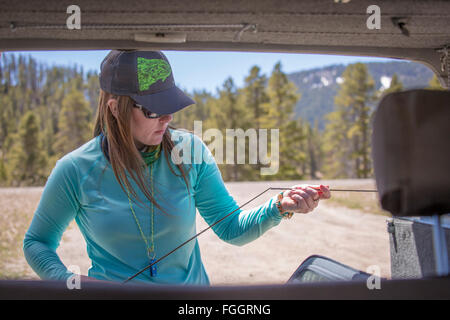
[196,180,391,284]
[2,179,391,284]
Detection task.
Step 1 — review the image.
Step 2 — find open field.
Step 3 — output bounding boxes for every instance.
[0,179,391,284]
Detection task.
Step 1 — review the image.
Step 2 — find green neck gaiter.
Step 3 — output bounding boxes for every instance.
[140,144,162,166]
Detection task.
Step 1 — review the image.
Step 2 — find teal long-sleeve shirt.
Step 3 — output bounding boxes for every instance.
[23,129,283,285]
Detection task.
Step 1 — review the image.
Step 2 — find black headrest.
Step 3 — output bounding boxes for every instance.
[372,89,450,216]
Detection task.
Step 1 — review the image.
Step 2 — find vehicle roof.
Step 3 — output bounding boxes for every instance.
[1,0,449,84]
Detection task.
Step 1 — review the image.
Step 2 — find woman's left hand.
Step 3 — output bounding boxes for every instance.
[281,185,331,214]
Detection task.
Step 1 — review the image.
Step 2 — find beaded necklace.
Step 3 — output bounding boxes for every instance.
[126,144,161,277]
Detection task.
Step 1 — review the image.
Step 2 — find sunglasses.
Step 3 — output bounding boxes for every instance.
[132,102,164,119]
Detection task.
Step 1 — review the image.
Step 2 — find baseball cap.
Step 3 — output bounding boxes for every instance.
[99,50,195,115]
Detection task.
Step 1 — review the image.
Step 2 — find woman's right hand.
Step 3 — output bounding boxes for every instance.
[280,184,331,214]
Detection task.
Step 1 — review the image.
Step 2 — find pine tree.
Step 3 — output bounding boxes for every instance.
[262,62,300,127]
[208,78,239,180]
[86,71,100,115]
[322,109,352,178]
[0,157,7,184]
[243,66,269,131]
[323,63,375,178]
[262,62,303,180]
[0,94,15,149]
[428,74,445,90]
[0,53,95,186]
[241,66,270,180]
[6,111,48,186]
[305,120,323,179]
[53,80,93,157]
[383,73,403,95]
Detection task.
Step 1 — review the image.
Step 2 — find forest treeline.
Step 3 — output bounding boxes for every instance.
[0,53,443,186]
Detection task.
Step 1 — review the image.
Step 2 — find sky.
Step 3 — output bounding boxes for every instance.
[9,50,395,94]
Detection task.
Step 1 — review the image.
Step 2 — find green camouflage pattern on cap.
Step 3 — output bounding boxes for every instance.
[137,57,172,91]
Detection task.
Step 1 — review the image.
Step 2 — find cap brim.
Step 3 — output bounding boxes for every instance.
[130,86,195,115]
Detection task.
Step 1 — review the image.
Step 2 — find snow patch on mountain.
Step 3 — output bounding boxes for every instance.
[380,76,392,91]
[321,76,330,86]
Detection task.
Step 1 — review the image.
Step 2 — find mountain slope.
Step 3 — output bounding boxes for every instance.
[287,61,434,130]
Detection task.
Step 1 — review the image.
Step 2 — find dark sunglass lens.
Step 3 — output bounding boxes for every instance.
[133,102,161,118]
[145,110,157,118]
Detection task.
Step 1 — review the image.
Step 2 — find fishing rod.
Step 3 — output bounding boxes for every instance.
[123,186,377,283]
[271,187,378,194]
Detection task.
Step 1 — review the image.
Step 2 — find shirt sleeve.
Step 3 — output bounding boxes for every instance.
[192,135,283,246]
[23,155,81,281]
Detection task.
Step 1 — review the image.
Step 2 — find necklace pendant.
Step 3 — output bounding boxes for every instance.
[149,258,157,277]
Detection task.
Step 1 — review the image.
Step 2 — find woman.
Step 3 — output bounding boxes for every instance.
[23,50,331,285]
